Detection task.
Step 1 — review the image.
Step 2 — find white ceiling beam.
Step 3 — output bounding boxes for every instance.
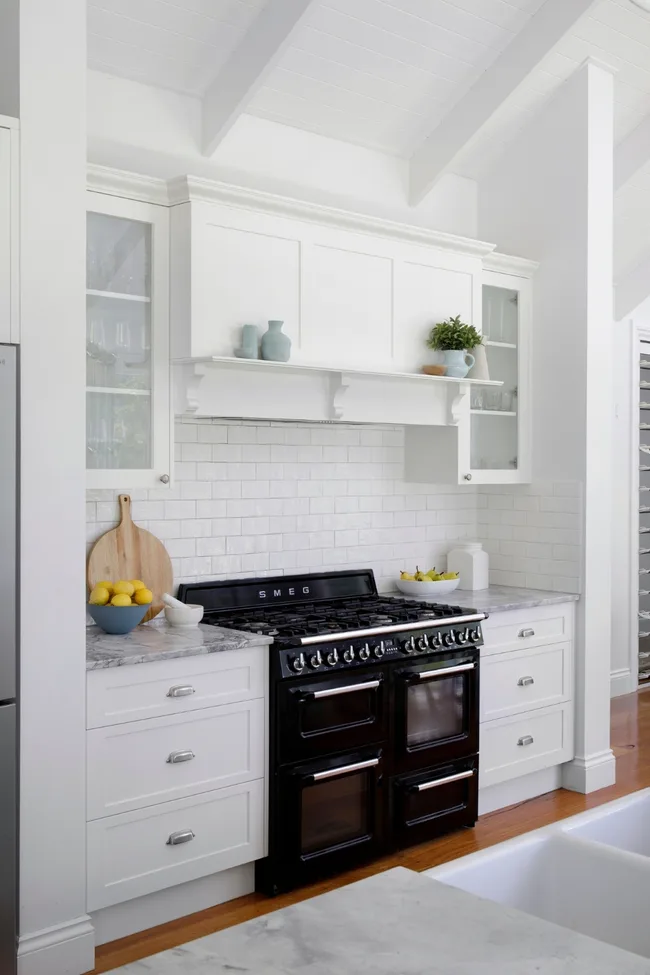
[409,0,598,207]
[615,253,650,321]
[202,0,314,158]
[615,113,650,192]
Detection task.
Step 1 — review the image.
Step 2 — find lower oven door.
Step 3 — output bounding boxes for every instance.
[393,650,479,773]
[390,756,478,850]
[277,670,388,764]
[266,748,385,893]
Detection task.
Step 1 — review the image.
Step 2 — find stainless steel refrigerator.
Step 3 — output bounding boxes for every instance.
[0,345,17,975]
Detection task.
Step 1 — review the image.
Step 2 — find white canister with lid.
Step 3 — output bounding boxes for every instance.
[447,542,489,591]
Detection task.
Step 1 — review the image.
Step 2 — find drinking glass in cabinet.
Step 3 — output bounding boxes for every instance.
[86,391,151,470]
[86,296,151,391]
[470,387,484,410]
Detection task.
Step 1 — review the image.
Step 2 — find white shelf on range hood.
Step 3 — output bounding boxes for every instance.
[173,356,503,426]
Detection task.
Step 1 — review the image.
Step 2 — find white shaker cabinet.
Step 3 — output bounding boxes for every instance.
[86,192,171,489]
[0,118,19,344]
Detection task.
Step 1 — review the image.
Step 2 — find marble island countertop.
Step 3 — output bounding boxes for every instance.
[392,583,579,614]
[86,618,272,671]
[108,866,648,974]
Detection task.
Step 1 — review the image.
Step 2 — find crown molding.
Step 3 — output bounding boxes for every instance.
[483,251,539,276]
[86,165,504,259]
[87,163,169,205]
[167,174,497,258]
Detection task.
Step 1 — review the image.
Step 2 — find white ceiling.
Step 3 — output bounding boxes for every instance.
[87,0,650,279]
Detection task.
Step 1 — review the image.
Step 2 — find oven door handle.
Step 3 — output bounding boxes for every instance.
[303,679,382,700]
[411,769,475,792]
[413,662,476,680]
[310,758,380,782]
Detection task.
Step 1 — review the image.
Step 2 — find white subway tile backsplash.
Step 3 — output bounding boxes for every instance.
[86,421,583,597]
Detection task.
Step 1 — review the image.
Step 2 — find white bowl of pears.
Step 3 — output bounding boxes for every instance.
[395,566,460,597]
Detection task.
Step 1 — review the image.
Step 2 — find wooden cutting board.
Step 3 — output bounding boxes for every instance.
[87,494,173,623]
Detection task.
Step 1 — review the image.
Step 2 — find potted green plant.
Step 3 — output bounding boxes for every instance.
[426,315,483,379]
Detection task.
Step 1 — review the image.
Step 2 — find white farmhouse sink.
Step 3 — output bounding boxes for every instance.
[426,789,650,959]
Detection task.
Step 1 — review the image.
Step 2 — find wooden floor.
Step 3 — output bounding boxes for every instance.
[89,690,650,974]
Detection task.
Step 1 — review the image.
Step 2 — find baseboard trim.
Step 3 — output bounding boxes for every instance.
[611,667,636,697]
[478,766,562,816]
[562,750,616,794]
[92,863,254,946]
[18,915,94,975]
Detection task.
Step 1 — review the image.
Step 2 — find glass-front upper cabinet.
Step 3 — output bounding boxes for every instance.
[86,193,170,489]
[468,270,532,484]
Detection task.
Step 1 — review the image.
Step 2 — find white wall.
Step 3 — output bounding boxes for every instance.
[479,61,616,794]
[18,1,91,973]
[87,70,478,240]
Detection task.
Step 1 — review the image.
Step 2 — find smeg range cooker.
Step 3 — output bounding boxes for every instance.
[178,570,486,895]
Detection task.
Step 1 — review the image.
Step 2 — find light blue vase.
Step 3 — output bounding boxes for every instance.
[442,349,475,379]
[261,320,291,362]
[234,323,259,359]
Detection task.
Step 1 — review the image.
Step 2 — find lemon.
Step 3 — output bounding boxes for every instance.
[133,588,153,605]
[96,580,114,594]
[130,579,146,592]
[89,586,110,606]
[113,580,135,597]
[111,593,132,607]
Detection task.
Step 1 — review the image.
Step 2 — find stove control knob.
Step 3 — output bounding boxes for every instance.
[326,648,339,667]
[290,653,306,673]
[309,651,323,670]
[431,632,442,649]
[343,646,355,663]
[402,636,416,654]
[417,634,430,651]
[442,632,455,648]
[457,628,469,645]
[359,644,371,661]
[373,641,386,659]
[469,627,481,644]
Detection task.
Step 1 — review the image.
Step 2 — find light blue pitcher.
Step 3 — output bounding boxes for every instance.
[442,350,475,379]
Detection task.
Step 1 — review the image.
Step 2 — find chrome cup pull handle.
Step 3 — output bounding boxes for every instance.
[517,676,535,687]
[166,829,195,846]
[517,735,534,747]
[519,628,535,638]
[167,685,195,698]
[167,749,195,764]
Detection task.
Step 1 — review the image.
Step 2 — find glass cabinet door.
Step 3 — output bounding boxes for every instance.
[86,194,170,489]
[469,271,531,482]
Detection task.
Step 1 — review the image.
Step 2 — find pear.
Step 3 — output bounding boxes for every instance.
[441,571,459,581]
[400,570,416,581]
[414,567,428,582]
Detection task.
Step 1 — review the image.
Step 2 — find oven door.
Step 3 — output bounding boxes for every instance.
[390,756,478,850]
[277,670,388,764]
[264,748,385,893]
[393,650,479,773]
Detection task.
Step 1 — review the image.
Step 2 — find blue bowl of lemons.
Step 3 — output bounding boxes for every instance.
[88,579,153,635]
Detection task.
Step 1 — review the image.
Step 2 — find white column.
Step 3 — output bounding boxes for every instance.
[18,1,91,973]
[479,59,616,793]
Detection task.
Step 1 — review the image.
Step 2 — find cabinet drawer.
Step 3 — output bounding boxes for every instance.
[87,699,265,820]
[480,643,572,723]
[479,704,574,789]
[87,647,267,728]
[87,779,265,910]
[482,605,574,656]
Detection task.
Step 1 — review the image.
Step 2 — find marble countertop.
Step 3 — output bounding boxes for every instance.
[108,867,648,974]
[86,619,272,671]
[392,583,579,614]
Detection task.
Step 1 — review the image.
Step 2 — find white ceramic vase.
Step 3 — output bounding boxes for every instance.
[467,342,490,381]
